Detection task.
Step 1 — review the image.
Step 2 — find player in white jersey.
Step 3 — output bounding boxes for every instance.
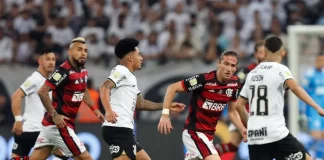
[234,36,324,160]
[100,38,185,160]
[11,50,56,158]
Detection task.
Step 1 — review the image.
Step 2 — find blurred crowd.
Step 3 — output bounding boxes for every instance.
[0,0,323,67]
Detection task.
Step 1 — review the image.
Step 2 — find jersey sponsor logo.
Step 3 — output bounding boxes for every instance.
[225,88,233,97]
[12,143,18,150]
[109,145,120,153]
[202,101,226,111]
[55,73,67,86]
[188,83,202,91]
[189,78,198,86]
[72,92,85,102]
[286,151,303,160]
[53,73,62,81]
[206,82,218,86]
[116,75,126,85]
[251,75,263,81]
[226,83,238,87]
[248,127,267,140]
[258,65,273,70]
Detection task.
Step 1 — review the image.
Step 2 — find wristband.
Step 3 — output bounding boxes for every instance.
[162,109,170,115]
[15,115,23,122]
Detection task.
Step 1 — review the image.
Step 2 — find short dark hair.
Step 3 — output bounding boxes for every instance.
[40,48,54,56]
[254,40,264,52]
[219,50,239,63]
[114,38,139,59]
[265,36,283,53]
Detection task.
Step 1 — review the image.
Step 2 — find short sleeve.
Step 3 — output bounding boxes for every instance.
[20,77,37,96]
[181,74,206,92]
[108,67,127,88]
[45,68,69,89]
[279,66,294,90]
[239,82,249,100]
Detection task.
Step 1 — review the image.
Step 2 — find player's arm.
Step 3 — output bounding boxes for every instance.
[11,87,26,135]
[83,88,105,122]
[136,94,163,111]
[158,74,204,134]
[234,97,249,126]
[38,83,55,114]
[99,79,118,122]
[286,79,322,112]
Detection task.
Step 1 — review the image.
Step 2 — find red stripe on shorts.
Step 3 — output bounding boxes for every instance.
[188,130,212,158]
[59,127,81,156]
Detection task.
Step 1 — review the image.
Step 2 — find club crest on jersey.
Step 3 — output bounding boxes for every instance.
[189,78,198,86]
[226,88,233,97]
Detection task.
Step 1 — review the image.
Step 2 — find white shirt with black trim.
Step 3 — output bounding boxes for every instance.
[240,62,293,145]
[102,65,141,129]
[19,71,50,132]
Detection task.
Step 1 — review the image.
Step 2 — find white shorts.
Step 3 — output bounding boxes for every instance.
[228,123,238,132]
[182,130,218,160]
[34,125,86,157]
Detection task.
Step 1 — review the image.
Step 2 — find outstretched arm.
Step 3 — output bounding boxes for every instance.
[83,89,105,122]
[233,97,249,127]
[99,79,118,123]
[136,94,163,111]
[228,101,246,132]
[38,83,55,115]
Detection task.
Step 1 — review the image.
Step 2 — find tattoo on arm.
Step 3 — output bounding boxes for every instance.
[136,94,163,111]
[38,84,55,114]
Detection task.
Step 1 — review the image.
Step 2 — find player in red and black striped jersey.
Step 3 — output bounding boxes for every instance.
[215,41,265,158]
[13,37,105,160]
[158,51,246,160]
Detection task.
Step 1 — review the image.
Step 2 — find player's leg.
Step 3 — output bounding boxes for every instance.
[29,146,54,160]
[135,142,150,160]
[273,133,310,160]
[215,124,241,155]
[11,132,39,158]
[52,146,70,160]
[182,130,220,160]
[248,144,273,160]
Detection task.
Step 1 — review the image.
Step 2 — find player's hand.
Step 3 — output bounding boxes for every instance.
[158,114,173,134]
[105,110,118,123]
[94,109,106,123]
[53,114,70,128]
[12,121,23,136]
[317,107,324,116]
[241,128,248,142]
[170,102,186,112]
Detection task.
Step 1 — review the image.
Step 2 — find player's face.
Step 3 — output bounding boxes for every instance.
[40,52,56,73]
[217,55,238,79]
[130,47,143,70]
[315,55,324,69]
[69,42,88,66]
[255,45,265,63]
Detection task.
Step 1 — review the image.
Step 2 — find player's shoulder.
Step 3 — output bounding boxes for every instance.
[202,70,216,81]
[59,61,72,70]
[26,71,45,83]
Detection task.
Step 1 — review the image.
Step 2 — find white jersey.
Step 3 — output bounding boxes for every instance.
[240,62,293,145]
[102,65,140,129]
[20,71,49,132]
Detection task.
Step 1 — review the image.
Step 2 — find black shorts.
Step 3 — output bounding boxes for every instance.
[248,133,309,160]
[102,126,143,160]
[12,132,40,156]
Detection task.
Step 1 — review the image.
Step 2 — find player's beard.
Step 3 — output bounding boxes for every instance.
[73,57,86,67]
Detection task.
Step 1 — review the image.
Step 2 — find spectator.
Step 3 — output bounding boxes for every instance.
[79,18,105,40]
[0,27,13,64]
[46,16,74,48]
[13,8,36,34]
[0,79,13,125]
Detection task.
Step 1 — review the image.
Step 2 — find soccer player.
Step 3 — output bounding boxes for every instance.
[235,36,324,160]
[158,51,246,160]
[14,37,105,160]
[302,53,324,158]
[215,41,265,156]
[100,38,185,160]
[11,49,55,159]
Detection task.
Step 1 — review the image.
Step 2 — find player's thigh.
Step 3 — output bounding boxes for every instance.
[102,126,137,160]
[248,144,273,160]
[12,131,40,157]
[136,149,151,160]
[29,146,54,160]
[44,125,87,158]
[273,133,308,160]
[113,155,131,160]
[73,150,92,160]
[182,130,218,160]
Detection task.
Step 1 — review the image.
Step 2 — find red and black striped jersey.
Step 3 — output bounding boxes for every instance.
[181,70,239,140]
[42,60,88,130]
